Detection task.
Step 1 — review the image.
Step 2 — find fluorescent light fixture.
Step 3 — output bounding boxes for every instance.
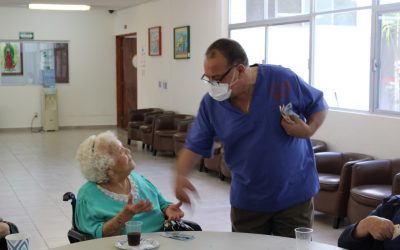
[29,3,91,11]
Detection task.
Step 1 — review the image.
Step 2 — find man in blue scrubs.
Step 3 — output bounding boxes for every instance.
[174,38,328,237]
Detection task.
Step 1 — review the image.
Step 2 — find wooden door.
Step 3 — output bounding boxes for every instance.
[116,34,137,129]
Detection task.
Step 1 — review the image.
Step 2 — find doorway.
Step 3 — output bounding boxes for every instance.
[116,33,138,129]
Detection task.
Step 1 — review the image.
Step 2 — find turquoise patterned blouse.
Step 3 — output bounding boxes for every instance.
[75,172,172,238]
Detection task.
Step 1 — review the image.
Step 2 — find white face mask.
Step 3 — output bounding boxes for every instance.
[208,71,238,101]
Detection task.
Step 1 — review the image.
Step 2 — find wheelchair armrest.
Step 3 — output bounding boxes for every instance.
[181,219,202,231]
[67,228,93,243]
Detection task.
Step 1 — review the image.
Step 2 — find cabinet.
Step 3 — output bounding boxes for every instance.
[42,88,58,131]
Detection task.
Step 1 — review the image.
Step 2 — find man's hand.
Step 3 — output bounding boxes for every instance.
[354,216,394,240]
[281,110,327,138]
[281,116,311,138]
[175,175,198,206]
[165,202,184,220]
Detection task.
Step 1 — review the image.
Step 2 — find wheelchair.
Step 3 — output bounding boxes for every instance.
[63,192,201,243]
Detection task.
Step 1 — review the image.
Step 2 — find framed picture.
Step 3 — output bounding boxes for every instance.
[174,26,190,59]
[148,26,162,56]
[1,42,23,75]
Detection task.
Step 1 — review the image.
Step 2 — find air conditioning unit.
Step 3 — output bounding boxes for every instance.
[42,88,59,131]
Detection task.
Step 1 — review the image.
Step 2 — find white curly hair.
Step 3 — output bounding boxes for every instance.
[75,131,118,183]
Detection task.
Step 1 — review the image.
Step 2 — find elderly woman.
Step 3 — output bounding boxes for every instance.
[75,131,184,238]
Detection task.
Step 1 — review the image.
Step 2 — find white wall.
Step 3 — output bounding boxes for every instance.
[314,110,400,159]
[0,7,116,128]
[114,0,228,115]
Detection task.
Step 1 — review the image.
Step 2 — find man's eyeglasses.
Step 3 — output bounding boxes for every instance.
[201,65,236,86]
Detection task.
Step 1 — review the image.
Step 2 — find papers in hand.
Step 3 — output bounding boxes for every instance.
[279,102,299,122]
[392,224,400,240]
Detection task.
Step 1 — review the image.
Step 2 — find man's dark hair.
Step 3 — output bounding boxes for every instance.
[205,38,249,67]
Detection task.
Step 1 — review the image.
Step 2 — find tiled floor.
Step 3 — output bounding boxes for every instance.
[0,127,346,249]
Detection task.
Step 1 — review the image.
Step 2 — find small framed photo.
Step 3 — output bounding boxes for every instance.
[148,26,162,56]
[173,25,190,59]
[1,42,23,76]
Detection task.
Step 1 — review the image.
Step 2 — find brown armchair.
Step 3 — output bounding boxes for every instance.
[347,159,400,224]
[127,108,162,145]
[220,150,231,181]
[173,121,194,156]
[152,114,195,156]
[314,152,374,228]
[202,142,225,179]
[139,111,174,151]
[311,139,328,153]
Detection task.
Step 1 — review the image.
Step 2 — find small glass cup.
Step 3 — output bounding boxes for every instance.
[126,221,142,246]
[295,227,313,250]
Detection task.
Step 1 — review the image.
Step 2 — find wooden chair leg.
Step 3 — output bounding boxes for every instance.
[333,217,341,229]
[199,160,205,172]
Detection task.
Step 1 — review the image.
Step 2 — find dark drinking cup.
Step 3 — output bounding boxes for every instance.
[127,231,141,246]
[125,221,143,247]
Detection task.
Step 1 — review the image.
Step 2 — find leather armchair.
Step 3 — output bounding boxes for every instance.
[127,108,163,145]
[173,122,194,156]
[140,111,174,151]
[152,114,195,156]
[311,139,328,153]
[347,159,400,223]
[202,142,224,179]
[314,152,373,228]
[220,150,231,181]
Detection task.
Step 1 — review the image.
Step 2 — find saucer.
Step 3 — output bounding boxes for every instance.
[115,238,160,250]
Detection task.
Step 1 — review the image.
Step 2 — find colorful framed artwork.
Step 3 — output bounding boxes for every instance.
[148,26,162,56]
[174,26,190,59]
[0,42,23,75]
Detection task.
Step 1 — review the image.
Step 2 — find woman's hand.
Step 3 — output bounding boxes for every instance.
[123,194,153,217]
[164,201,184,220]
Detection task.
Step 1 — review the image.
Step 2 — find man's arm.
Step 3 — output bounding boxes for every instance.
[175,148,203,205]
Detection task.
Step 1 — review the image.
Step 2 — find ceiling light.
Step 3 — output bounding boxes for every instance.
[29,3,91,11]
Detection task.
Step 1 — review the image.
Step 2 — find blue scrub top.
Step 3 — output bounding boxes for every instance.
[186,64,328,212]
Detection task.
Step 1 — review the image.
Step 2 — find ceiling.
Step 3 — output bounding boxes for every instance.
[0,0,155,11]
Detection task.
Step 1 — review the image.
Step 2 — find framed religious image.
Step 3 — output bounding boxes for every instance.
[1,42,23,75]
[148,26,162,56]
[174,25,190,59]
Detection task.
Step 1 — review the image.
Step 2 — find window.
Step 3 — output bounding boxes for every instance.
[229,0,310,24]
[229,0,400,116]
[376,11,400,112]
[267,22,310,81]
[314,10,371,110]
[230,27,266,64]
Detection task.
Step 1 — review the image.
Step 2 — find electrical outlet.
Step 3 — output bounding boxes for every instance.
[34,112,38,118]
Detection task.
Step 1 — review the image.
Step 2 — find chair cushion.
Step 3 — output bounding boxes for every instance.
[318,173,340,191]
[173,132,186,142]
[139,125,152,133]
[350,185,392,207]
[155,130,177,137]
[130,121,144,128]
